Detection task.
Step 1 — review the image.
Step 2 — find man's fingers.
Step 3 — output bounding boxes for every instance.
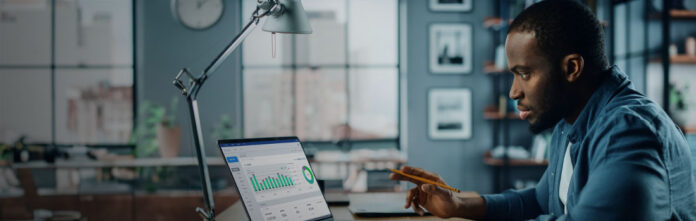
[411,197,425,216]
[405,187,417,208]
[390,173,425,185]
[399,166,442,183]
[421,183,449,196]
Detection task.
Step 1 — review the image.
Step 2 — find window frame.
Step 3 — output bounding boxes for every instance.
[239,0,402,149]
[0,0,137,146]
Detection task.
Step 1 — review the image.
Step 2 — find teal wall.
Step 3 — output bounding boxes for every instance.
[136,0,243,156]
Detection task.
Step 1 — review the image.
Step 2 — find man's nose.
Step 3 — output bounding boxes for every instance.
[509,78,522,100]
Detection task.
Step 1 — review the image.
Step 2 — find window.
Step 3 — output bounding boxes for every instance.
[241,0,399,144]
[0,0,134,144]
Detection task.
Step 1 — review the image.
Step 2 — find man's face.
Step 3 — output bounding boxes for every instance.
[506,31,570,134]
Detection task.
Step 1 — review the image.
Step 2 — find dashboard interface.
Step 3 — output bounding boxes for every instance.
[221,138,331,221]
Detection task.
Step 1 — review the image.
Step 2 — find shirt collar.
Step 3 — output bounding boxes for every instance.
[560,66,631,143]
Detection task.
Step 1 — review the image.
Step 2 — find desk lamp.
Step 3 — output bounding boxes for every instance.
[171,0,312,220]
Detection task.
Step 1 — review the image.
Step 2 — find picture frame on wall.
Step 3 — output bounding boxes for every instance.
[429,0,473,12]
[429,23,473,74]
[428,88,472,140]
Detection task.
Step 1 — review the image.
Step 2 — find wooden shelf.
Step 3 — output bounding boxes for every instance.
[650,54,696,64]
[670,10,696,19]
[681,126,696,134]
[484,106,521,120]
[484,61,507,74]
[483,17,511,29]
[483,151,548,167]
[484,17,608,28]
[650,10,696,19]
[484,110,521,120]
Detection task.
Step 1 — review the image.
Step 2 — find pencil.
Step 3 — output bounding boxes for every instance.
[391,169,461,193]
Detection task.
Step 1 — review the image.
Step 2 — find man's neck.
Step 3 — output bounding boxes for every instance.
[564,73,602,125]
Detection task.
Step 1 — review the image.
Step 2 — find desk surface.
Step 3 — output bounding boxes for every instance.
[217,192,473,221]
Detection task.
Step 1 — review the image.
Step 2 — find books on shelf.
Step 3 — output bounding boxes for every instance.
[530,133,551,162]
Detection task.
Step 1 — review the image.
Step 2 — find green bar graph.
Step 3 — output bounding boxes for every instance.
[250,173,296,192]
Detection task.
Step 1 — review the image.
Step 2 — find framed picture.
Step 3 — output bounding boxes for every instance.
[429,23,472,74]
[428,88,472,140]
[429,0,473,12]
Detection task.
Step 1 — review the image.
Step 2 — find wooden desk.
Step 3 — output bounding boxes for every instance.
[217,192,473,221]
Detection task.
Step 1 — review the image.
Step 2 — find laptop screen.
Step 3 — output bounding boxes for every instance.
[220,137,332,221]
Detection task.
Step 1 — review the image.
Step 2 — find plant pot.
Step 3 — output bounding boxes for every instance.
[672,109,695,127]
[156,125,181,158]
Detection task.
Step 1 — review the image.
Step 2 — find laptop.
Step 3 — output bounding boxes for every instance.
[347,192,431,217]
[219,137,334,221]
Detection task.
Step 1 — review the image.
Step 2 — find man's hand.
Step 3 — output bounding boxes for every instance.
[389,166,460,217]
[389,166,486,219]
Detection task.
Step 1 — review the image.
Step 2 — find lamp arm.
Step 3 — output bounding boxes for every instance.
[199,17,259,89]
[169,3,282,220]
[173,16,260,99]
[174,1,282,99]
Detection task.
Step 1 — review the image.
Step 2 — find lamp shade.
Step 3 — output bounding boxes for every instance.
[262,0,312,34]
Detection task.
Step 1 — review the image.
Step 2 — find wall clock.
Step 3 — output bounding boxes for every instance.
[171,0,224,30]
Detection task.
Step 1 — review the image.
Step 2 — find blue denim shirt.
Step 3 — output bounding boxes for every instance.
[482,67,696,220]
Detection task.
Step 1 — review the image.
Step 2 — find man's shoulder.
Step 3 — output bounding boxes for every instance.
[589,90,681,148]
[597,89,668,132]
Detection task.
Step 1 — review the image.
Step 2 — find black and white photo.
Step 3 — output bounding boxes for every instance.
[429,0,472,12]
[430,23,472,74]
[428,88,472,139]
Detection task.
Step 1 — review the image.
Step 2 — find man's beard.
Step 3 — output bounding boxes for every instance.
[528,69,572,134]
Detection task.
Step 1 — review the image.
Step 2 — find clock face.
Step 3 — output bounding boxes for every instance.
[172,0,224,30]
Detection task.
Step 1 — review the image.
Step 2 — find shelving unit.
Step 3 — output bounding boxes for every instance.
[483,16,609,29]
[643,3,696,132]
[483,151,548,167]
[650,55,696,64]
[483,106,521,120]
[670,9,696,18]
[482,0,520,193]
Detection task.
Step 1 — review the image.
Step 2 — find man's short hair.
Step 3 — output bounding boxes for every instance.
[509,0,609,74]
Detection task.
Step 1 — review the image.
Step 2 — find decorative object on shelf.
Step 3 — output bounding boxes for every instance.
[670,43,678,56]
[494,44,507,70]
[685,0,696,10]
[670,82,695,127]
[430,23,473,74]
[530,132,551,162]
[429,0,472,12]
[490,146,529,159]
[651,0,687,11]
[130,97,180,158]
[171,0,224,30]
[686,36,696,56]
[428,88,472,139]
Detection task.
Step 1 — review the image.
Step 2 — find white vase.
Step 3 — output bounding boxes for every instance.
[671,110,692,128]
[156,124,181,158]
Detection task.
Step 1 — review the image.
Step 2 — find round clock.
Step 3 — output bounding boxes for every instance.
[171,0,224,30]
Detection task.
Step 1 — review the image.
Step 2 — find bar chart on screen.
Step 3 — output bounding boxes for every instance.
[250,173,295,191]
[245,161,319,202]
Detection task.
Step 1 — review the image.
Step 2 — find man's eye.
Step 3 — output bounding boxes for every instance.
[519,72,529,79]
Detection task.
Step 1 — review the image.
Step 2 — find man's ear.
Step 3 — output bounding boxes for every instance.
[561,54,584,83]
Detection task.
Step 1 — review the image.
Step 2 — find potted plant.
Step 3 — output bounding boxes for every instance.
[131,97,180,158]
[210,114,241,141]
[156,97,180,158]
[670,83,693,127]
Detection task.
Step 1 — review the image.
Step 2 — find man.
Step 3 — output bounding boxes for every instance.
[391,1,696,220]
